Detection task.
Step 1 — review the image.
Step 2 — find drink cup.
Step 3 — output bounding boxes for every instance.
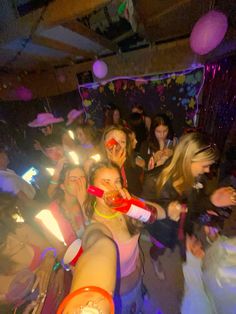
[63,239,83,266]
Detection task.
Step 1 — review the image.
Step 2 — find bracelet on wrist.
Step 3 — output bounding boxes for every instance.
[57,286,114,314]
[53,261,62,272]
[49,180,59,185]
[41,247,57,260]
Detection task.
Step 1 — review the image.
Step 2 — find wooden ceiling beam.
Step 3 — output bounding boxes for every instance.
[42,0,111,28]
[32,35,94,59]
[0,47,59,64]
[0,0,111,46]
[147,0,192,26]
[63,21,118,52]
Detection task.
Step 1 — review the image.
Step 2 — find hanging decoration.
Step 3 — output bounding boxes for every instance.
[199,56,236,151]
[14,86,33,101]
[118,1,127,15]
[190,10,228,55]
[92,60,108,79]
[79,67,204,132]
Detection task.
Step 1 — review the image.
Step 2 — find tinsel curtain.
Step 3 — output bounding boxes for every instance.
[199,55,236,150]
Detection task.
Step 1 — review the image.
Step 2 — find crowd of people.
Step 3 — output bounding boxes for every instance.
[0,104,235,314]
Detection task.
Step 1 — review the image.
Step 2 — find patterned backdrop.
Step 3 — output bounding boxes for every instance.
[79,67,204,136]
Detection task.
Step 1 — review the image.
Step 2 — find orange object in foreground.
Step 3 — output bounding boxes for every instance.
[57,286,115,314]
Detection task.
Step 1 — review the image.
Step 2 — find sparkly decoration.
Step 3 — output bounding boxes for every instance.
[199,56,236,150]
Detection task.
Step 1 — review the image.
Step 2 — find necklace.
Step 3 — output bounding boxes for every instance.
[93,201,120,219]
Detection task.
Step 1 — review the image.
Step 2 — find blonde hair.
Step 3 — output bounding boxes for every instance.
[156,132,217,195]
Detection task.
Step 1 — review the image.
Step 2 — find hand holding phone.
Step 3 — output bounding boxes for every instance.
[21,167,39,184]
[105,138,121,152]
[106,138,126,167]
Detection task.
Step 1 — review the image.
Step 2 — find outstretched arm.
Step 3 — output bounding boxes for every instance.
[63,223,117,314]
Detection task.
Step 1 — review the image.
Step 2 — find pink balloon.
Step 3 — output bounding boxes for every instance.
[92,60,108,79]
[190,10,228,55]
[15,86,33,101]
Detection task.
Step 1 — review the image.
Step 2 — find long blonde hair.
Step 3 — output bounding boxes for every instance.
[156,132,217,195]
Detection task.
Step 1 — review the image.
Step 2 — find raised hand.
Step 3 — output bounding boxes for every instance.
[167,201,188,221]
[107,146,126,168]
[211,186,236,207]
[186,235,205,259]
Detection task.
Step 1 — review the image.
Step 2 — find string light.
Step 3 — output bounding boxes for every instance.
[46,167,55,176]
[68,151,79,165]
[0,4,49,72]
[36,209,66,245]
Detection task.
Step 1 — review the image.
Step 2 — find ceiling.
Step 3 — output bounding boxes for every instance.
[0,0,236,74]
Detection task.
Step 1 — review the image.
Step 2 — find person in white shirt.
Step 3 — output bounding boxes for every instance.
[0,148,35,201]
[181,232,236,314]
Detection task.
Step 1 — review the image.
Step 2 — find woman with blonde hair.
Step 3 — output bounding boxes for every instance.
[144,132,236,279]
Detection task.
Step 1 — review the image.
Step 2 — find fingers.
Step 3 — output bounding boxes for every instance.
[180,204,188,213]
[230,190,236,203]
[207,210,218,216]
[118,188,131,200]
[108,146,126,167]
[186,235,205,258]
[31,276,40,293]
[36,269,51,295]
[148,156,155,170]
[38,272,47,295]
[77,176,86,191]
[168,201,188,221]
[22,300,38,314]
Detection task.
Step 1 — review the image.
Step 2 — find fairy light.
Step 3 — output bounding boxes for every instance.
[68,151,79,165]
[12,213,24,223]
[36,210,66,246]
[90,154,101,162]
[68,130,75,140]
[46,167,55,176]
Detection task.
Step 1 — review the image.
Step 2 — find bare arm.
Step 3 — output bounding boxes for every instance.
[145,200,166,220]
[63,223,117,314]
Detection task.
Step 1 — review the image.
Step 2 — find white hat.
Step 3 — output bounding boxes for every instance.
[28,113,64,127]
[66,109,84,126]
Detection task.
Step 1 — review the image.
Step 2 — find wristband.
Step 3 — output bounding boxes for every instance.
[57,286,114,314]
[50,180,59,185]
[41,247,57,260]
[53,261,62,272]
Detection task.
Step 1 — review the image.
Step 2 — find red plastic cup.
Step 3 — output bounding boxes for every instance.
[63,239,83,266]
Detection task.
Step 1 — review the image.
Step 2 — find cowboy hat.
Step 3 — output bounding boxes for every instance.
[28,113,64,127]
[66,109,84,126]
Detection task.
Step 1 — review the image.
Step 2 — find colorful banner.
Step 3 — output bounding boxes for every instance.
[79,67,204,135]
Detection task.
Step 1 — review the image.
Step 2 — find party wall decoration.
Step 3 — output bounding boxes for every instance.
[79,67,204,134]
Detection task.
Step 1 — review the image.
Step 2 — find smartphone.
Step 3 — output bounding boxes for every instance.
[105,138,121,151]
[21,167,39,184]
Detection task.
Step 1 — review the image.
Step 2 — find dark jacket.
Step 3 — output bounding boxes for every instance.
[143,173,217,249]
